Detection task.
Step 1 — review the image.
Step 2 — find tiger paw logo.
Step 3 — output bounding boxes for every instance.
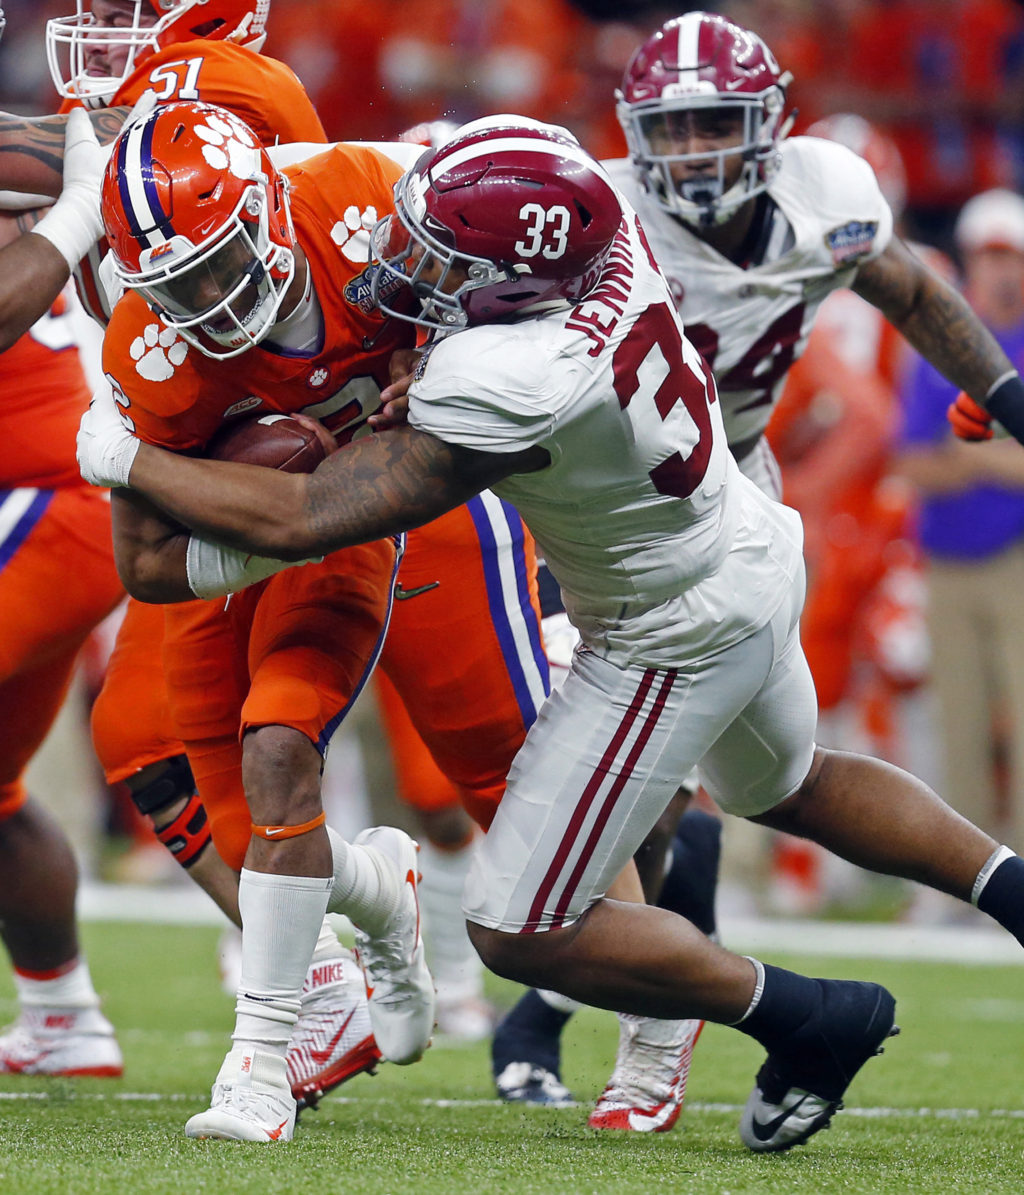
[194,111,260,178]
[131,323,189,382]
[331,205,379,264]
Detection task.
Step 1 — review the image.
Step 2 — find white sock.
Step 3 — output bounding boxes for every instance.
[538,989,582,1016]
[13,957,112,1034]
[418,836,483,1001]
[325,825,400,936]
[232,868,332,1057]
[14,957,100,1011]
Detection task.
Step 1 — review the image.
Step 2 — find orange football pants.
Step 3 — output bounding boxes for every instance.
[0,486,124,819]
[375,496,549,831]
[90,597,184,783]
[162,538,400,869]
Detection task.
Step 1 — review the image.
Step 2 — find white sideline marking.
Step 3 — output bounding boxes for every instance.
[2,1091,1024,1122]
[77,883,1024,965]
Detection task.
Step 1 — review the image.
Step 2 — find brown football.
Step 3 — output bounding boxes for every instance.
[205,414,328,474]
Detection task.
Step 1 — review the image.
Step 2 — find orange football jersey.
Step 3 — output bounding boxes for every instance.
[0,292,93,489]
[103,143,414,449]
[68,40,327,325]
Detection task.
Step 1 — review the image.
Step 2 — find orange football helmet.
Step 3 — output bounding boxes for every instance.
[102,100,295,358]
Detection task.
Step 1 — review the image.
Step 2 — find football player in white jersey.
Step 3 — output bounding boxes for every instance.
[495,8,1024,1126]
[79,111,1024,1154]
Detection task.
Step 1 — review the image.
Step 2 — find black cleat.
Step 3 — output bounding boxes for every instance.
[740,979,898,1152]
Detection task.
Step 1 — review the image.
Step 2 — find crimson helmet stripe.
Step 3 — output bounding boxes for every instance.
[115,109,176,249]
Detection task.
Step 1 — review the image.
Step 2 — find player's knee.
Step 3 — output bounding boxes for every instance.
[467,920,564,987]
[241,724,322,823]
[750,745,828,831]
[467,921,530,980]
[127,754,213,869]
[127,754,195,820]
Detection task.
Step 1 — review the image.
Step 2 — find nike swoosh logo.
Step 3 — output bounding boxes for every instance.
[308,1008,356,1067]
[262,826,288,837]
[393,581,440,600]
[406,868,421,947]
[266,1119,289,1141]
[749,1094,810,1142]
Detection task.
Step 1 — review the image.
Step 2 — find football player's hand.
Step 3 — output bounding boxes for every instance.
[77,381,139,488]
[369,349,420,431]
[947,392,994,441]
[30,107,108,268]
[290,412,338,457]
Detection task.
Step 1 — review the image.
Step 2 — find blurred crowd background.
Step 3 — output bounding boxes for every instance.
[6,0,1024,921]
[4,0,1024,250]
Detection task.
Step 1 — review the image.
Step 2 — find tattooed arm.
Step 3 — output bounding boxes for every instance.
[126,423,548,561]
[0,106,130,196]
[853,237,1014,400]
[0,208,71,352]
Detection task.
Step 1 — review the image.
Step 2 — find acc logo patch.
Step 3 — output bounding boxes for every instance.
[224,396,263,418]
[130,323,188,382]
[824,220,879,267]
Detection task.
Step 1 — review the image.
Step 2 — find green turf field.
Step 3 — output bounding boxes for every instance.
[1,921,1023,1195]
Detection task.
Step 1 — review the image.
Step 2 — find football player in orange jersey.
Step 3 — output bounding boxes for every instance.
[0,9,552,1080]
[0,8,126,1080]
[0,1,390,1107]
[82,97,556,1141]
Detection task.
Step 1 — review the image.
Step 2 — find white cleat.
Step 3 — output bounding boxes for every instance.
[185,1048,295,1142]
[288,947,380,1110]
[587,1014,704,1133]
[0,1008,122,1077]
[352,826,436,1065]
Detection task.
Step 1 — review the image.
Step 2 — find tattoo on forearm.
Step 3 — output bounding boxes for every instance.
[305,429,470,546]
[857,243,1011,395]
[0,106,130,190]
[14,208,44,233]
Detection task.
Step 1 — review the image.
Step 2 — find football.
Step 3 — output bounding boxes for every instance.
[205,413,329,474]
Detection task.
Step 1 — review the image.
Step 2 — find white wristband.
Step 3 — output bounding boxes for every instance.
[29,202,100,273]
[185,537,321,600]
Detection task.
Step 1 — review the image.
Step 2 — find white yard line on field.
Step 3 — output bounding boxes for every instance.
[2,1090,1024,1122]
[78,882,1024,965]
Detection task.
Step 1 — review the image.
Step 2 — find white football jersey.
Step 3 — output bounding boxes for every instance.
[408,206,803,669]
[604,136,894,450]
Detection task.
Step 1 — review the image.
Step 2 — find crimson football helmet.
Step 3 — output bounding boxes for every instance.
[616,11,792,227]
[102,100,295,358]
[47,0,270,108]
[370,115,623,333]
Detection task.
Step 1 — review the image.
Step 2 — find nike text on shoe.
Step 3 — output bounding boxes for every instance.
[739,979,898,1152]
[0,1010,123,1077]
[588,1015,704,1133]
[185,1048,296,1142]
[352,826,436,1065]
[494,1061,574,1106]
[288,951,381,1111]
